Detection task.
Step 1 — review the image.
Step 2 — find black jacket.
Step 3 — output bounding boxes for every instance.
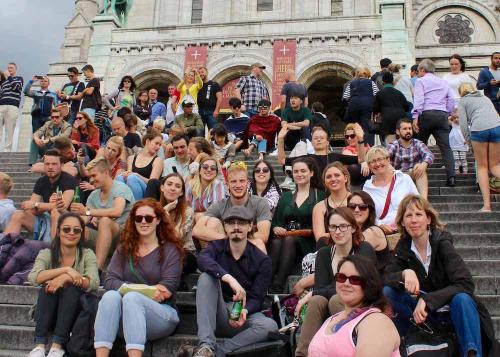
[313,241,376,300]
[385,229,499,357]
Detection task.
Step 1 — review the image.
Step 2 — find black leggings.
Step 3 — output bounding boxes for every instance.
[34,285,84,345]
[270,236,302,287]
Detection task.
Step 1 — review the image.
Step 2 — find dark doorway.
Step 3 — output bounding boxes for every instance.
[133,70,181,104]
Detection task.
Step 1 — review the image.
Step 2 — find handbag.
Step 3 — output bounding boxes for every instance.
[400,320,457,357]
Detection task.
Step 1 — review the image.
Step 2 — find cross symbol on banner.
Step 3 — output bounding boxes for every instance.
[191,50,201,60]
[280,45,290,55]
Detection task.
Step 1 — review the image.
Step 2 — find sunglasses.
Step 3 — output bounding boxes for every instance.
[255,167,270,174]
[61,226,83,235]
[347,203,369,211]
[75,116,84,120]
[328,224,351,232]
[334,273,364,286]
[258,106,269,110]
[201,164,217,171]
[67,74,75,78]
[345,134,356,140]
[51,115,61,119]
[134,215,157,224]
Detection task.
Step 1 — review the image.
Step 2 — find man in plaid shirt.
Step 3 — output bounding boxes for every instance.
[235,63,270,117]
[387,118,434,199]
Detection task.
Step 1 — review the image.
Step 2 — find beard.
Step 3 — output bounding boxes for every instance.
[403,133,412,141]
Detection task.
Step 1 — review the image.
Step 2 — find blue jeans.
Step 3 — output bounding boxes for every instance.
[199,109,217,130]
[383,286,482,357]
[68,110,77,125]
[81,108,96,122]
[116,174,146,200]
[94,290,179,352]
[244,108,258,118]
[250,138,267,153]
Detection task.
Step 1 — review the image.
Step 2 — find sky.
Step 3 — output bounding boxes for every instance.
[0,0,74,80]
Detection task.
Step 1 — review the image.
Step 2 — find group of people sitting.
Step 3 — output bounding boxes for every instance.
[0,59,499,357]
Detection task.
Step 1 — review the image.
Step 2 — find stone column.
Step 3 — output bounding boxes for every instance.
[379,0,414,69]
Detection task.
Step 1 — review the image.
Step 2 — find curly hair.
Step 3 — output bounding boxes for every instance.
[120,199,183,263]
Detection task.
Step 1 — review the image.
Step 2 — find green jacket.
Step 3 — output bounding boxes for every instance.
[174,113,204,132]
[28,248,99,293]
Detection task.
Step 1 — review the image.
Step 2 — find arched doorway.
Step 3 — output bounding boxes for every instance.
[299,62,354,139]
[133,70,181,103]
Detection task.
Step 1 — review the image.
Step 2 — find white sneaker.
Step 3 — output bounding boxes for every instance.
[47,348,65,357]
[279,176,296,191]
[28,347,46,357]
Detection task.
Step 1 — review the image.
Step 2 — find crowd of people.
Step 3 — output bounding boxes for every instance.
[0,53,499,357]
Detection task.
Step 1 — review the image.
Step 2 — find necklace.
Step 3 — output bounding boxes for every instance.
[329,191,349,208]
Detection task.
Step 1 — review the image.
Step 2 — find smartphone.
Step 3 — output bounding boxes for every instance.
[35,75,44,80]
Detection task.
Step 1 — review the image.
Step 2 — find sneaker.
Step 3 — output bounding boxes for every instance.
[279,176,296,191]
[28,346,46,357]
[47,348,65,357]
[192,345,215,357]
[177,343,195,357]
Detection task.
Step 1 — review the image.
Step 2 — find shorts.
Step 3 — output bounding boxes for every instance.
[470,126,500,143]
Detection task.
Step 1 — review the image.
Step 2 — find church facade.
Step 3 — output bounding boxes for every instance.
[16,0,499,150]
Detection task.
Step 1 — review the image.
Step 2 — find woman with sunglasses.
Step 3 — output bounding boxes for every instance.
[270,157,325,293]
[249,159,282,212]
[384,195,499,357]
[347,191,390,275]
[28,212,99,357]
[70,111,100,164]
[160,173,197,274]
[363,146,418,235]
[94,199,183,357]
[186,154,226,220]
[294,207,376,357]
[104,75,136,113]
[308,255,400,357]
[312,162,351,244]
[117,129,164,200]
[187,137,215,177]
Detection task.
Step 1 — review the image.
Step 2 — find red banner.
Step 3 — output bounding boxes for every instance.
[184,46,208,71]
[272,40,297,108]
[220,78,240,110]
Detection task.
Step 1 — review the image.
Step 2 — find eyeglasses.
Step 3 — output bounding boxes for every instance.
[328,224,351,232]
[347,203,369,211]
[255,167,270,174]
[231,106,241,109]
[258,106,269,110]
[368,157,387,165]
[345,134,356,140]
[75,116,84,120]
[201,164,217,171]
[51,115,61,119]
[224,219,249,226]
[334,273,364,286]
[134,215,157,224]
[61,226,83,235]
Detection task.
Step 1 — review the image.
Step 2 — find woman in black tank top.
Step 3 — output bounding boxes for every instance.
[347,191,390,275]
[117,130,163,199]
[312,162,351,245]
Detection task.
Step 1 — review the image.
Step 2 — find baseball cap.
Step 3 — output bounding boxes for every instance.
[222,206,253,222]
[251,63,266,69]
[181,98,195,107]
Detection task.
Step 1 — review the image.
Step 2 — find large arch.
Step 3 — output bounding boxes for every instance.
[133,69,181,103]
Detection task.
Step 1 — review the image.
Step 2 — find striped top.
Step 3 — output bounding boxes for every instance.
[0,76,24,107]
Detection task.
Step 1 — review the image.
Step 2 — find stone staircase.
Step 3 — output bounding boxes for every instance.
[0,148,499,356]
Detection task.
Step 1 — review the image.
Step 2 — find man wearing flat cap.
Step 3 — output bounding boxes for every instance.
[177,206,277,357]
[174,98,204,138]
[234,63,270,118]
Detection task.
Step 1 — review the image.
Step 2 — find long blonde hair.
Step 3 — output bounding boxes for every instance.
[189,154,219,199]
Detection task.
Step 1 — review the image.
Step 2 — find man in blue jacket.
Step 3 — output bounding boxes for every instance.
[477,51,500,114]
[0,62,23,152]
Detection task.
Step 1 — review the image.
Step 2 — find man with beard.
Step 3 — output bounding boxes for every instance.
[193,162,272,253]
[177,206,277,357]
[3,150,76,242]
[387,118,434,199]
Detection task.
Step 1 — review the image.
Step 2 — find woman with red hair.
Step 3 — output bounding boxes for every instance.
[94,199,183,357]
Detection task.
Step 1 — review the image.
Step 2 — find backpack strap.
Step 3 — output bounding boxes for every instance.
[379,174,396,220]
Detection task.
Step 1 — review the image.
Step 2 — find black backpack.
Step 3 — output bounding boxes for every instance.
[66,293,99,357]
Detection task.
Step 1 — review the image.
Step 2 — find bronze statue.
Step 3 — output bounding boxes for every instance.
[102,0,133,27]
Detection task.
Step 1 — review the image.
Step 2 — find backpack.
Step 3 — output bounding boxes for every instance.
[66,293,99,357]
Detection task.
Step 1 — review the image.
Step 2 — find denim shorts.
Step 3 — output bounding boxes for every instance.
[470,126,500,143]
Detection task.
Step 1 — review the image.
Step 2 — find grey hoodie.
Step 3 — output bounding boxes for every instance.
[458,91,500,140]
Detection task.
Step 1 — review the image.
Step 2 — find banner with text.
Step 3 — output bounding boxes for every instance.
[220,78,240,111]
[272,40,297,108]
[184,46,208,71]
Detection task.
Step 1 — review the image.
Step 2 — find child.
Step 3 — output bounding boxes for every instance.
[211,125,235,169]
[0,172,15,233]
[223,97,249,151]
[449,116,469,174]
[153,117,169,142]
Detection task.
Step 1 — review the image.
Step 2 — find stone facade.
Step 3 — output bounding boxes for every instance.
[15,0,499,150]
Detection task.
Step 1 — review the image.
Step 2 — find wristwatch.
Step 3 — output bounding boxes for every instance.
[34,202,40,210]
[85,209,91,217]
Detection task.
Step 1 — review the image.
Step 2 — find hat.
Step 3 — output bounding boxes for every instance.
[181,99,195,107]
[222,206,253,222]
[251,63,266,69]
